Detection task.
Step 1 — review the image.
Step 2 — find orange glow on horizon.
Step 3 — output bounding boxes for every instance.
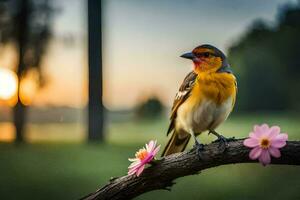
[0,68,18,106]
[20,69,39,106]
[0,122,15,142]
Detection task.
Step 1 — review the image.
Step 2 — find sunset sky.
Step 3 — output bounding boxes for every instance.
[0,0,297,109]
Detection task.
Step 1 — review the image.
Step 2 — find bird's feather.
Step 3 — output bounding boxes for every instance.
[232,77,238,108]
[167,71,197,135]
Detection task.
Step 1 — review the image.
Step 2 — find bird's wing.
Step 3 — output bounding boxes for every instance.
[232,75,238,109]
[167,71,197,135]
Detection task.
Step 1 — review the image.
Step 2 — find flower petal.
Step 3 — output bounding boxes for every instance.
[128,160,141,169]
[249,132,259,139]
[276,133,288,141]
[146,140,156,152]
[128,158,138,162]
[136,165,145,176]
[271,140,286,148]
[145,144,149,151]
[128,165,139,175]
[268,126,280,139]
[271,134,288,148]
[268,147,281,158]
[259,149,271,166]
[249,146,262,160]
[253,125,264,137]
[128,169,136,175]
[128,161,143,172]
[152,145,161,155]
[261,124,269,132]
[141,154,154,165]
[244,138,259,147]
[128,168,137,174]
[253,124,269,138]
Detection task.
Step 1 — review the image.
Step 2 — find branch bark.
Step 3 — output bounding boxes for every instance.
[81,139,300,200]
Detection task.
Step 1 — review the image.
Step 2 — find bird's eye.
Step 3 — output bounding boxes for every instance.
[203,52,210,58]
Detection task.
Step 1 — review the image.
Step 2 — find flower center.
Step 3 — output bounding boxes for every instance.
[260,138,270,149]
[136,149,148,160]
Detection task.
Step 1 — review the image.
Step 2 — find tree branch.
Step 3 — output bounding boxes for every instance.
[81,139,300,200]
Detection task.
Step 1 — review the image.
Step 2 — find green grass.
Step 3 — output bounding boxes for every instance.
[0,114,300,200]
[0,143,136,199]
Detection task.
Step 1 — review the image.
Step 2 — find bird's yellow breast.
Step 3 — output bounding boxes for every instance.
[191,72,236,106]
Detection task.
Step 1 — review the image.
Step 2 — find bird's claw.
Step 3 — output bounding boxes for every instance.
[213,136,235,151]
[193,142,204,160]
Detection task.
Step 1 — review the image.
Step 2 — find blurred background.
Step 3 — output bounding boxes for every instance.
[0,0,300,199]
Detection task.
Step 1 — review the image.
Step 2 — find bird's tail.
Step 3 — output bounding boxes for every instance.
[161,131,191,157]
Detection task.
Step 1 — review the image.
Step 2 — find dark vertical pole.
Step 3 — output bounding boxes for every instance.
[13,0,29,143]
[88,0,104,141]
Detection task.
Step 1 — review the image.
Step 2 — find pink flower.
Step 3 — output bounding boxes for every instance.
[128,140,160,176]
[243,124,288,166]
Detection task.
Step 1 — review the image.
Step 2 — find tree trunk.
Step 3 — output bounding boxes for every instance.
[13,102,26,143]
[87,0,104,141]
[13,0,29,143]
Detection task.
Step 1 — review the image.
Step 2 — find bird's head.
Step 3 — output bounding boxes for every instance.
[181,44,232,74]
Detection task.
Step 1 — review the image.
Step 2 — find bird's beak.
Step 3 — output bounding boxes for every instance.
[180,52,196,60]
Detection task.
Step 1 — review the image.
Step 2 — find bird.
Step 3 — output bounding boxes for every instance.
[161,44,237,157]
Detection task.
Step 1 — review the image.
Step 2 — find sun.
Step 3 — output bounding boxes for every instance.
[0,68,18,100]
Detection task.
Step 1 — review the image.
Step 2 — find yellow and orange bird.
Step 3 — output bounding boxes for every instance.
[162,44,237,157]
